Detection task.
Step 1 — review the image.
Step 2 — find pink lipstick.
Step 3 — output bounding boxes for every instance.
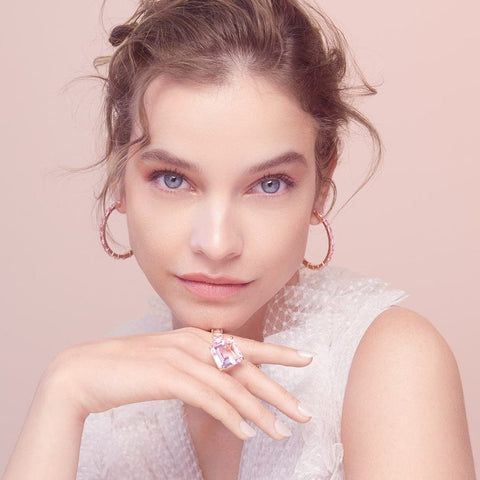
[176,273,252,299]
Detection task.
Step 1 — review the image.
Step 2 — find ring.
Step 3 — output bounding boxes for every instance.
[210,328,244,370]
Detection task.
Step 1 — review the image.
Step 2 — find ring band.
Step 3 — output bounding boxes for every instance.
[210,328,244,370]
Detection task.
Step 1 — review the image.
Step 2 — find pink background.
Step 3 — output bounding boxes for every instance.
[1,0,478,473]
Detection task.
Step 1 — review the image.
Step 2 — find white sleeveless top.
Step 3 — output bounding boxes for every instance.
[76,263,409,479]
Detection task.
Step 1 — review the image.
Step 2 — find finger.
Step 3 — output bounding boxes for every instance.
[163,363,255,441]
[177,327,315,368]
[228,359,313,423]
[164,346,292,440]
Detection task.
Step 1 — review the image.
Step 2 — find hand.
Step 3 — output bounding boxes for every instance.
[43,327,314,440]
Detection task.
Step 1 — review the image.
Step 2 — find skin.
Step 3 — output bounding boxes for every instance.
[114,70,331,478]
[3,70,474,480]
[114,70,476,479]
[341,306,477,479]
[116,69,329,343]
[114,70,330,479]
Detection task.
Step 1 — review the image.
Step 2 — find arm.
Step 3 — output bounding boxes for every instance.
[340,306,476,479]
[2,363,88,480]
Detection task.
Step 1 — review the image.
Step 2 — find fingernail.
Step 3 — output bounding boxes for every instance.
[274,417,292,437]
[297,350,315,358]
[297,401,314,418]
[240,419,256,437]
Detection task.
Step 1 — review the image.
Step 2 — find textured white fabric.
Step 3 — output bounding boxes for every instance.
[76,263,409,479]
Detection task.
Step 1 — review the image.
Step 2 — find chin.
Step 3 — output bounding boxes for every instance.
[171,310,248,333]
[199,320,245,333]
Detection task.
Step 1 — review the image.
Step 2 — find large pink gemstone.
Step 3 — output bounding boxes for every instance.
[210,336,244,370]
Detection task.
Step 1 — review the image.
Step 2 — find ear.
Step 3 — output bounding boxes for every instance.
[310,158,337,225]
[112,183,127,214]
[310,206,323,225]
[116,200,127,214]
[310,185,329,225]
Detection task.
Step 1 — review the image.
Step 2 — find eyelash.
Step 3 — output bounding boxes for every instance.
[147,168,296,196]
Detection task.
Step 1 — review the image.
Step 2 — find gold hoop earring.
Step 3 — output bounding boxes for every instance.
[99,200,134,260]
[302,209,334,270]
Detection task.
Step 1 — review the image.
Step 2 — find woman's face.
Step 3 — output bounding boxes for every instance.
[118,71,324,337]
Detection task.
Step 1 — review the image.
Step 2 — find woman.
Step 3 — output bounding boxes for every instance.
[3,0,475,478]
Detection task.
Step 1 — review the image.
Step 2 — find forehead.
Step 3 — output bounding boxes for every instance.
[136,73,317,163]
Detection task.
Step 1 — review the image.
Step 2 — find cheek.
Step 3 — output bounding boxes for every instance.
[124,197,183,276]
[250,215,309,269]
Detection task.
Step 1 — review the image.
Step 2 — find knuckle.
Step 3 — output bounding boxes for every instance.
[219,370,242,391]
[244,360,260,373]
[180,326,195,333]
[181,326,202,336]
[233,361,258,388]
[249,398,268,420]
[242,337,258,352]
[175,330,199,347]
[279,388,296,403]
[198,386,219,405]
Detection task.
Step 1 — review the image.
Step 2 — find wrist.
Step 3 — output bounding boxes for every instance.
[36,360,89,424]
[2,363,88,479]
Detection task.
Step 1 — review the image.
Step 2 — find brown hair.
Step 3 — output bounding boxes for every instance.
[68,0,383,243]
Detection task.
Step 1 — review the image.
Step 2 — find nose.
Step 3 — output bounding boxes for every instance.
[190,201,243,262]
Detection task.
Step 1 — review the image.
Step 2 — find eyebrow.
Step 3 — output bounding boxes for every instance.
[139,147,308,175]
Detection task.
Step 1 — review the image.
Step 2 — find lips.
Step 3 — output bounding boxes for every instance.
[176,273,252,300]
[178,272,250,285]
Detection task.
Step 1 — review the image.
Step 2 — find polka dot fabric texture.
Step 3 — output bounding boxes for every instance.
[76,264,409,479]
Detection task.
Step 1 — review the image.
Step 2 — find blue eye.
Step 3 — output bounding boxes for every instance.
[148,169,295,196]
[148,168,190,191]
[255,175,293,194]
[159,170,187,190]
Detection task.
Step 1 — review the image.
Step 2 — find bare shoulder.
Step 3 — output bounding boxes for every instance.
[340,305,476,479]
